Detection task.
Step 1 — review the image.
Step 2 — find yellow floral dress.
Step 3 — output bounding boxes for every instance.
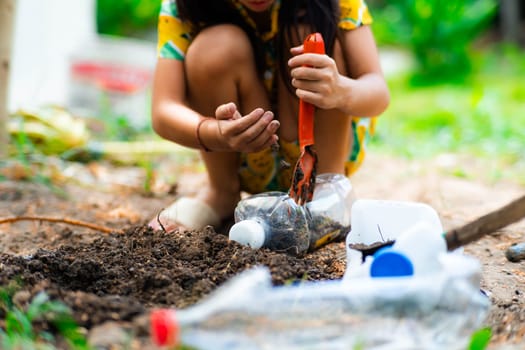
[157,0,375,193]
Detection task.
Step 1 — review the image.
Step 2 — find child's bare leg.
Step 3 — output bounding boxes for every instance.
[184,24,271,223]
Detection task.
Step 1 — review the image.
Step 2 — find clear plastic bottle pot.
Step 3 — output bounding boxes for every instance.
[229,174,355,255]
[306,173,354,250]
[230,191,310,256]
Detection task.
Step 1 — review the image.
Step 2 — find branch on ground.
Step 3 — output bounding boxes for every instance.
[0,216,122,234]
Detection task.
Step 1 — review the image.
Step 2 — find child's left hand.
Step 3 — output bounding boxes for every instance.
[288,45,345,111]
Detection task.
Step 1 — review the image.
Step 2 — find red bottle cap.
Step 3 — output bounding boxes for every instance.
[150,309,180,346]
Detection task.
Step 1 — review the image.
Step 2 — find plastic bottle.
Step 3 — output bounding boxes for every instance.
[229,173,355,255]
[305,173,354,250]
[392,221,447,275]
[229,191,310,256]
[344,200,449,280]
[151,264,489,350]
[346,199,443,246]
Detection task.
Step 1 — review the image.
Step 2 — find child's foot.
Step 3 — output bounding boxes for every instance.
[148,186,240,232]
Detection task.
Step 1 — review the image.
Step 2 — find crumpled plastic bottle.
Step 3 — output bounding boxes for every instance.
[229,173,354,256]
[150,256,490,350]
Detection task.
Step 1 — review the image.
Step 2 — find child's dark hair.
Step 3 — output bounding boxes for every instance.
[176,0,339,94]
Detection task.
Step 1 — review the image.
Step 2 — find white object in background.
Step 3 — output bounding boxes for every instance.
[8,0,96,110]
[346,199,443,246]
[67,35,156,129]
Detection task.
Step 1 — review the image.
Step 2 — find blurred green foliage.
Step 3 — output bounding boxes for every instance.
[0,285,89,349]
[95,0,524,182]
[96,0,160,38]
[371,44,525,182]
[369,0,498,85]
[98,0,499,84]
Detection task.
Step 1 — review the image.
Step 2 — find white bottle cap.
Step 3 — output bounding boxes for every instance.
[229,220,266,249]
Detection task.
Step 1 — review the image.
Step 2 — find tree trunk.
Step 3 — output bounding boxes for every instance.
[0,0,16,156]
[500,0,521,44]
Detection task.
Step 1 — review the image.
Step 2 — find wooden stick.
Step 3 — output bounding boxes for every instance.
[0,216,121,234]
[445,194,525,251]
[0,0,16,157]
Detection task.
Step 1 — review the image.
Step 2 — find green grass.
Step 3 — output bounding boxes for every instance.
[370,45,525,182]
[0,282,90,349]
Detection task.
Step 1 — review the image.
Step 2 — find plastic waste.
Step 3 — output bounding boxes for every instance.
[151,260,489,350]
[345,199,448,280]
[346,221,449,280]
[229,191,310,256]
[369,247,414,277]
[347,199,443,246]
[306,173,355,250]
[164,198,489,349]
[229,173,354,255]
[392,221,447,275]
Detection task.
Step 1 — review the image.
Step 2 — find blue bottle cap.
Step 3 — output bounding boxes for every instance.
[370,248,414,278]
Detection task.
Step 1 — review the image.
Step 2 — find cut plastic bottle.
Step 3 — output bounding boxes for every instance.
[306,173,354,250]
[229,191,310,256]
[151,262,489,350]
[229,173,355,255]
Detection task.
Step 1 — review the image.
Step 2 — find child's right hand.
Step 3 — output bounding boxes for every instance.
[214,102,280,153]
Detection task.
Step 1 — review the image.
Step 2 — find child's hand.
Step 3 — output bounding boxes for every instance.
[288,45,345,110]
[214,102,280,153]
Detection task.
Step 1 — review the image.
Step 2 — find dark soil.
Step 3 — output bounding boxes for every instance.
[0,152,524,349]
[0,224,345,348]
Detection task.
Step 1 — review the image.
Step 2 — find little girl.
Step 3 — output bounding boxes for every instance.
[149,0,390,231]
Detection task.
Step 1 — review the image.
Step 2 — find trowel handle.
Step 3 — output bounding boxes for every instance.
[298,33,325,149]
[303,32,325,55]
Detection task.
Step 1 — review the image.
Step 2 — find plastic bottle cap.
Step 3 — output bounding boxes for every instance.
[229,220,266,249]
[150,309,179,346]
[370,248,414,278]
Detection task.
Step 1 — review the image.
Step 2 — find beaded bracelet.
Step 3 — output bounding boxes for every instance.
[196,117,211,152]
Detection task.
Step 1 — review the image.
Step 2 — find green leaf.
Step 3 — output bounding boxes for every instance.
[469,327,492,350]
[5,308,34,338]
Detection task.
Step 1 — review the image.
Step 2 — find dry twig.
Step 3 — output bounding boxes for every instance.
[156,208,167,233]
[0,216,121,234]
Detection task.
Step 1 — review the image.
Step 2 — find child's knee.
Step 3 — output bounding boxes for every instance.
[186,24,254,76]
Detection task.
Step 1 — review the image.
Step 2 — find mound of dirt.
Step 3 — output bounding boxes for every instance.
[0,220,346,347]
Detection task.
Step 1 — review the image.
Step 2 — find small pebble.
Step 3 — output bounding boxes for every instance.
[505,242,525,263]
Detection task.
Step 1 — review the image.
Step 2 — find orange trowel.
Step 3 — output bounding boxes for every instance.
[289,33,325,206]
